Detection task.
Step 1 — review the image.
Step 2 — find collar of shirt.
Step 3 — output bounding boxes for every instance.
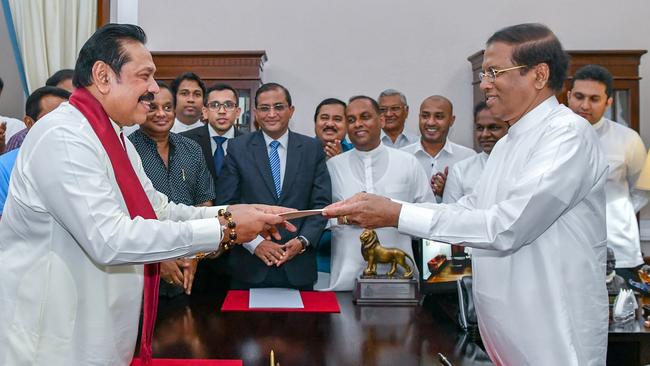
[507,96,559,139]
[209,124,235,139]
[592,116,607,132]
[262,129,289,149]
[352,143,386,160]
[380,130,416,146]
[412,138,453,160]
[108,118,127,149]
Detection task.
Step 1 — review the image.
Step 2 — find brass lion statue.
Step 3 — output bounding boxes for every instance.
[360,229,415,279]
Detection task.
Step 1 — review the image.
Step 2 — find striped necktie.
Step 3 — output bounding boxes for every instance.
[269,140,282,198]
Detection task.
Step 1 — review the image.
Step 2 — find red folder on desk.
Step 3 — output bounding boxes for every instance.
[131,358,242,366]
[220,290,340,313]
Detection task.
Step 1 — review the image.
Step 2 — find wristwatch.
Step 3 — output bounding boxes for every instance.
[296,236,309,254]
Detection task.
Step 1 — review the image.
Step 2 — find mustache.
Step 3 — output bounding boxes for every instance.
[138,92,155,103]
[322,127,338,133]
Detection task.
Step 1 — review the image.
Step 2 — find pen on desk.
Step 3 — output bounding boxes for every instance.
[438,352,452,366]
[270,349,274,366]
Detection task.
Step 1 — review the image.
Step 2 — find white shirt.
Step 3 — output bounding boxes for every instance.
[398,97,608,365]
[0,102,224,366]
[593,117,649,267]
[381,129,418,149]
[170,117,204,133]
[325,144,433,291]
[243,130,289,253]
[0,115,26,144]
[442,152,489,203]
[401,139,476,202]
[210,124,236,156]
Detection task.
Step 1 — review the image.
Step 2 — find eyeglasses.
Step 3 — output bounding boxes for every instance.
[379,105,404,114]
[207,101,237,111]
[256,103,289,114]
[478,65,528,82]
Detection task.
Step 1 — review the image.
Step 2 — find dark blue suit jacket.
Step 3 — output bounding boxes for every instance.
[217,130,331,287]
[181,124,244,192]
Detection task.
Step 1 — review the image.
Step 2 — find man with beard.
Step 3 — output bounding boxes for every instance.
[0,24,294,365]
[323,23,608,365]
[567,64,649,283]
[378,89,418,148]
[129,81,215,297]
[314,98,354,158]
[401,95,475,202]
[324,96,432,291]
[170,72,206,133]
[443,101,509,203]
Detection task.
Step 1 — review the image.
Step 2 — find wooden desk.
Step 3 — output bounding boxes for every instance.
[151,292,492,365]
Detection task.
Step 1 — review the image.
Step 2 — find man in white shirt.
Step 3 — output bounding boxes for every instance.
[401,95,475,201]
[378,89,418,148]
[0,77,27,153]
[324,23,608,365]
[170,72,206,133]
[568,64,649,282]
[443,101,509,203]
[325,96,432,291]
[0,24,292,366]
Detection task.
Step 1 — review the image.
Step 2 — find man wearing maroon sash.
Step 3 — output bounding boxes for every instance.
[0,24,293,366]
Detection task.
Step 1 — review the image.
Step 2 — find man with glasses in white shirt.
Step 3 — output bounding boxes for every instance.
[378,89,418,148]
[324,23,608,365]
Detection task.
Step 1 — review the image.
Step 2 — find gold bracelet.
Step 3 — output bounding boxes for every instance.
[218,208,237,250]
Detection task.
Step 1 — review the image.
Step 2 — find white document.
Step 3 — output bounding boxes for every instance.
[278,209,324,220]
[249,287,305,308]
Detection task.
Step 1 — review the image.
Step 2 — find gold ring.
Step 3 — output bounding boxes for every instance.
[342,215,349,225]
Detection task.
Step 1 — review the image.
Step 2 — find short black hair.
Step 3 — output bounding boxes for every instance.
[255,82,292,107]
[314,98,346,122]
[46,69,74,87]
[156,80,175,108]
[204,83,240,106]
[571,64,614,98]
[170,72,206,98]
[473,101,489,120]
[487,23,569,92]
[0,77,4,92]
[73,23,147,88]
[348,95,381,114]
[25,86,71,121]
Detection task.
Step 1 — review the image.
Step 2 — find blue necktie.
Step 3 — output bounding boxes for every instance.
[269,140,282,199]
[212,136,227,175]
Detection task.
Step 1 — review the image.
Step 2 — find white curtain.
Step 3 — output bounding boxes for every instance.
[8,0,96,93]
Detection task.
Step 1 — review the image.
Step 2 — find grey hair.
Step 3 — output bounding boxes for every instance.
[378,89,407,106]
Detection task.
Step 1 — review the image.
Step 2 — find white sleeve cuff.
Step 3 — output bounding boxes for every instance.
[243,235,264,254]
[398,203,435,239]
[188,217,223,254]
